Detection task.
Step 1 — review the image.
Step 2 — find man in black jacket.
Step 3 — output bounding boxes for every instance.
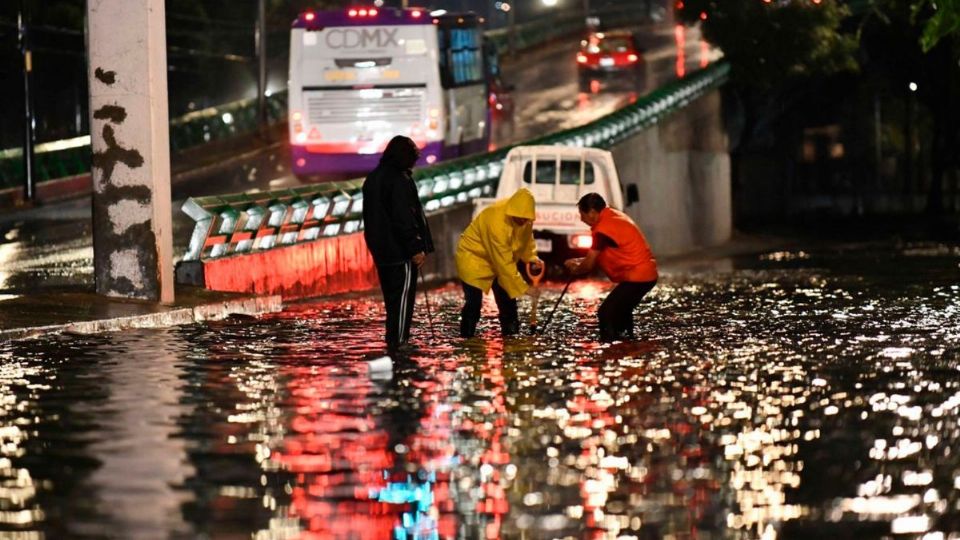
[362,135,435,350]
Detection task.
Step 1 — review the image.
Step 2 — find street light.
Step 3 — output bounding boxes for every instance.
[18,0,36,203]
[543,0,558,6]
[500,2,516,56]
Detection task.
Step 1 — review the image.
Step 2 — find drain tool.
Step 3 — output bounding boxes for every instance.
[526,260,545,333]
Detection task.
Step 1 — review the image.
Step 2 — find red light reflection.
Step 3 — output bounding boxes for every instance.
[268,330,462,538]
[675,25,686,78]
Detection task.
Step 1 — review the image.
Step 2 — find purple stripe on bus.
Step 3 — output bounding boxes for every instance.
[291,141,445,177]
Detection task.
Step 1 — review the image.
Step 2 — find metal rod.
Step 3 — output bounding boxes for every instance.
[538,276,574,335]
[420,272,437,340]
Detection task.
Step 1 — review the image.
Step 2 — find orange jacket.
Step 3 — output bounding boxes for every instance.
[592,208,658,283]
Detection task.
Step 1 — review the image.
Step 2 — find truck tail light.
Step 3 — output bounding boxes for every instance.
[570,234,593,249]
[628,53,639,63]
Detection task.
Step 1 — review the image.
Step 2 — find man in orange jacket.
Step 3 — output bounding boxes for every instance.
[563,193,657,341]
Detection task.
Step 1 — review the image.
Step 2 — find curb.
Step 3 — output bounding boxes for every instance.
[1,294,283,342]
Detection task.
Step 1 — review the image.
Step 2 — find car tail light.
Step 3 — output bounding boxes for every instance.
[348,9,358,16]
[570,234,593,249]
[576,53,588,63]
[369,8,378,15]
[358,8,368,16]
[412,9,422,18]
[628,53,639,63]
[304,11,316,22]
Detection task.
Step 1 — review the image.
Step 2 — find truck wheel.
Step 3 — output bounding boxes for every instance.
[578,73,592,92]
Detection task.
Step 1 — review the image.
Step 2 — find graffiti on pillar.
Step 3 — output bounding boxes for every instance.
[90,65,158,299]
[93,104,127,124]
[92,125,144,182]
[94,67,116,85]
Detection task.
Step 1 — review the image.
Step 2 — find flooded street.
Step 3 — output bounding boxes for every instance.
[1,239,959,539]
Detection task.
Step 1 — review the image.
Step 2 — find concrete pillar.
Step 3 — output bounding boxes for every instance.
[87,0,174,303]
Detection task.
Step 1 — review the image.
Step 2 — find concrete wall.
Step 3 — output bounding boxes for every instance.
[421,203,475,283]
[421,88,731,282]
[612,89,731,256]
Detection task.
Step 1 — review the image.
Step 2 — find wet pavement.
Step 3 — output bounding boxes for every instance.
[1,238,959,538]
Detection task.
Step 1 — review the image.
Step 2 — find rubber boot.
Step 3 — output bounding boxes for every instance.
[500,319,520,337]
[460,316,479,338]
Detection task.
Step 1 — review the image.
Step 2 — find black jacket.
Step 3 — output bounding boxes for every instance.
[362,162,435,266]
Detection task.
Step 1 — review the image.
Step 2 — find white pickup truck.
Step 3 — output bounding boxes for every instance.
[473,145,627,261]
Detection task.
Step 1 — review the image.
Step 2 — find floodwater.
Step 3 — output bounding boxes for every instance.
[1,240,959,539]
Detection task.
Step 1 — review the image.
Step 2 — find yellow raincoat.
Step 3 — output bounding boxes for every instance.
[456,188,538,299]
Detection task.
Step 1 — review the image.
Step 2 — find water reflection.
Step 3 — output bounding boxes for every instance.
[0,241,959,538]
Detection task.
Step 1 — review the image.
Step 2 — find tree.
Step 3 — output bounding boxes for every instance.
[675,0,858,92]
[914,0,960,51]
[674,0,859,159]
[859,0,960,212]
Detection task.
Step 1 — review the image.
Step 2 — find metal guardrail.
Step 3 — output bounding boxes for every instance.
[0,8,650,190]
[180,62,731,262]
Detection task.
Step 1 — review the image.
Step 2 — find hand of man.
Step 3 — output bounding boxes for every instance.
[412,252,426,268]
[524,287,541,299]
[564,258,583,273]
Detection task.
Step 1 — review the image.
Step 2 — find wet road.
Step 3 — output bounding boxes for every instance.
[0,24,716,297]
[1,240,959,538]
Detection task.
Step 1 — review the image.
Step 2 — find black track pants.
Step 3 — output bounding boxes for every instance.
[597,280,656,341]
[376,261,418,347]
[460,280,519,337]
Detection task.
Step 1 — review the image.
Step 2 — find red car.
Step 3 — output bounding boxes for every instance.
[576,31,644,90]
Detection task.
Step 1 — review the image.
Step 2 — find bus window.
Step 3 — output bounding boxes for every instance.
[440,27,483,87]
[484,41,501,80]
[523,160,596,185]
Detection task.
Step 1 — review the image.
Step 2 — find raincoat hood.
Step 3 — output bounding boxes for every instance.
[504,188,535,220]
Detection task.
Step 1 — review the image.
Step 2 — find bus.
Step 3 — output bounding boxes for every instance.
[288,7,491,178]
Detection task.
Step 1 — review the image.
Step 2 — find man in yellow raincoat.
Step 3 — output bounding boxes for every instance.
[456,188,543,337]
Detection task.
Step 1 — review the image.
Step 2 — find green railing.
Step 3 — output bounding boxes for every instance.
[0,7,651,190]
[180,62,730,262]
